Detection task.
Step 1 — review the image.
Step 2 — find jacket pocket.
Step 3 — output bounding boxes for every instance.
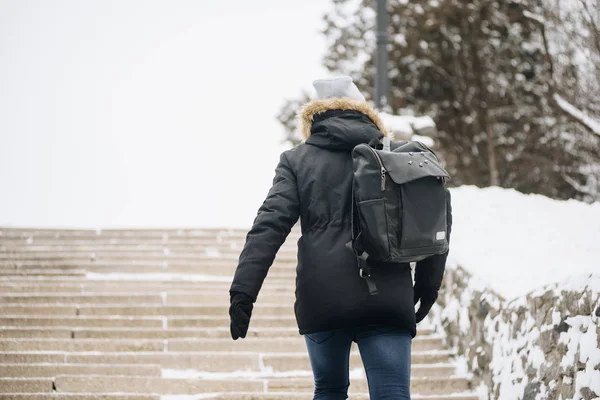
[305,331,335,344]
[357,198,390,260]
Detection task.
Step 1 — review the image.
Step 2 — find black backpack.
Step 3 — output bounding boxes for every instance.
[345,137,451,295]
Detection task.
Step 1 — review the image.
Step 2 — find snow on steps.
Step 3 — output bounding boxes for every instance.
[0,394,480,400]
[0,227,481,398]
[0,351,454,372]
[0,375,471,394]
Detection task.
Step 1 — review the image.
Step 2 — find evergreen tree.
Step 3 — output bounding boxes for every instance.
[278,0,600,201]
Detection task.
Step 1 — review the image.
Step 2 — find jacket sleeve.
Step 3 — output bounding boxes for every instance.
[414,188,452,293]
[229,151,300,302]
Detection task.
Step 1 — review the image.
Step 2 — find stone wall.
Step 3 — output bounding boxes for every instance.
[426,264,600,400]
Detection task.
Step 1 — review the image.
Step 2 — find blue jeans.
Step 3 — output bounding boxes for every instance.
[304,325,412,400]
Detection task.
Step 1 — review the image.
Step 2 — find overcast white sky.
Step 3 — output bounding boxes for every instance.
[0,0,331,228]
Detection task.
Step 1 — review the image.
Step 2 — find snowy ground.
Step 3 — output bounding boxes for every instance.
[446,185,600,300]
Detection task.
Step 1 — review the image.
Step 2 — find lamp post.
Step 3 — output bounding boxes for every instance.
[375,0,389,110]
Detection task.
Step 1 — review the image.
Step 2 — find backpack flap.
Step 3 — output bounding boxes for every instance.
[348,141,451,295]
[377,150,450,185]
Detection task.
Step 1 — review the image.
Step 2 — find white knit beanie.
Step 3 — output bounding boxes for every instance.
[312,76,366,102]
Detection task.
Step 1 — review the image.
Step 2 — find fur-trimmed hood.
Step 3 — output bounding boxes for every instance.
[298,98,392,141]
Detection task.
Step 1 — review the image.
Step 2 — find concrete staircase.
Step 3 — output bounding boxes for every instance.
[0,227,479,399]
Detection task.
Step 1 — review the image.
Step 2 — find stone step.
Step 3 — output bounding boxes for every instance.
[0,394,480,400]
[1,287,297,299]
[49,375,469,395]
[0,363,162,377]
[0,316,165,328]
[0,293,298,306]
[0,326,433,339]
[0,254,297,262]
[0,233,298,243]
[0,339,166,352]
[7,230,301,239]
[0,294,163,304]
[0,230,300,238]
[0,238,299,247]
[0,262,82,270]
[0,336,445,353]
[0,353,67,364]
[0,239,247,247]
[0,240,293,247]
[0,227,477,399]
[0,378,53,393]
[0,328,73,339]
[22,269,295,281]
[77,304,295,317]
[0,258,298,267]
[0,327,304,339]
[0,263,297,275]
[0,237,251,246]
[0,258,286,269]
[0,247,298,258]
[0,278,295,289]
[132,265,296,276]
[165,337,443,353]
[0,227,269,237]
[272,376,470,395]
[0,236,299,245]
[0,282,295,293]
[66,375,265,393]
[0,261,297,270]
[0,285,96,294]
[0,304,297,317]
[0,361,453,380]
[0,234,245,240]
[0,290,296,304]
[0,279,296,291]
[167,316,297,329]
[0,350,453,370]
[0,252,293,260]
[0,269,295,282]
[0,305,77,316]
[0,273,294,293]
[261,350,454,372]
[0,269,87,277]
[3,352,261,371]
[0,286,294,299]
[0,264,294,276]
[0,395,159,400]
[0,315,297,328]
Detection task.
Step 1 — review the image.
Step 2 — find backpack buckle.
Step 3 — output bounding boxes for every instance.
[359,267,370,278]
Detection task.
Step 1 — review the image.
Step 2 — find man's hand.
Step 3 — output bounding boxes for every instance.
[229,291,254,340]
[413,285,438,323]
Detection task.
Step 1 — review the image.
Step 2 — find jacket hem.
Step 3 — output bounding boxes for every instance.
[298,323,416,339]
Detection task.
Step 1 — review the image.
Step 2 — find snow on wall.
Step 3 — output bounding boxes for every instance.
[427,264,600,400]
[447,185,600,301]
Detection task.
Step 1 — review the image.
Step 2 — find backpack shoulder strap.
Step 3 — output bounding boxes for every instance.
[382,136,391,152]
[344,173,379,296]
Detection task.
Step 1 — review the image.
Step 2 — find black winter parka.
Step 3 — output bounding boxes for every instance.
[230,98,452,338]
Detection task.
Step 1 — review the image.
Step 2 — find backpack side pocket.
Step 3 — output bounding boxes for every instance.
[357,198,391,261]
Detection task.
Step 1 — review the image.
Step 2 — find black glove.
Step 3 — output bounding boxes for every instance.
[229,291,254,340]
[413,285,438,323]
